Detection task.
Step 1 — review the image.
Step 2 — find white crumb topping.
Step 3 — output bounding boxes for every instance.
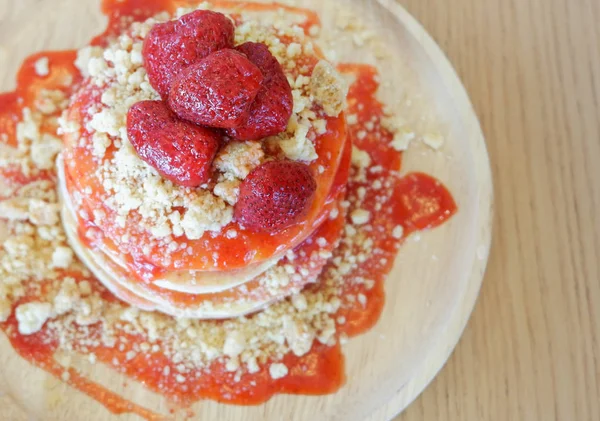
[213,179,241,206]
[381,116,417,152]
[392,225,404,239]
[230,15,342,164]
[0,2,427,384]
[34,57,50,77]
[30,133,62,170]
[277,114,318,161]
[179,193,233,240]
[223,331,247,357]
[269,362,289,379]
[16,302,53,335]
[3,106,63,178]
[74,46,104,78]
[422,132,444,150]
[329,207,339,220]
[357,293,367,307]
[283,316,315,356]
[0,197,56,226]
[69,18,242,242]
[350,209,370,225]
[390,129,416,151]
[214,141,264,180]
[91,132,111,158]
[225,229,238,239]
[54,277,82,315]
[63,10,339,242]
[351,146,371,168]
[52,246,74,269]
[309,60,348,117]
[35,89,68,115]
[291,293,308,311]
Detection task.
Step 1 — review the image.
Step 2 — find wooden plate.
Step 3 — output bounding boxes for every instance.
[0,0,493,419]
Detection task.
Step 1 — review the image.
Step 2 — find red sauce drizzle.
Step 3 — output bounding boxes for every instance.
[0,1,456,419]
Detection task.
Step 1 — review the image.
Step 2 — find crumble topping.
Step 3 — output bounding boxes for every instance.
[179,193,233,240]
[268,362,289,379]
[351,146,371,168]
[320,6,448,153]
[1,106,389,380]
[213,179,241,206]
[227,9,342,162]
[350,209,370,225]
[34,57,50,77]
[392,225,404,239]
[0,8,350,378]
[385,116,416,152]
[35,89,69,115]
[51,246,75,269]
[15,302,53,335]
[309,60,348,117]
[2,106,64,177]
[213,141,265,180]
[276,114,318,161]
[64,8,346,241]
[0,1,440,386]
[422,132,445,150]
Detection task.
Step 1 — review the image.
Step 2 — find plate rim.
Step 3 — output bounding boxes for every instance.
[363,1,494,419]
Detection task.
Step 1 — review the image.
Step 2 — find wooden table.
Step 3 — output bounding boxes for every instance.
[393,0,600,420]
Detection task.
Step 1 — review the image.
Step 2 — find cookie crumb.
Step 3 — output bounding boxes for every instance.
[34,57,50,77]
[309,60,348,117]
[269,362,288,379]
[350,209,370,225]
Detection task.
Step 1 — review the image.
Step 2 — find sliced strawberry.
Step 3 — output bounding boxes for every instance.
[168,49,264,129]
[142,10,235,99]
[235,160,316,232]
[226,42,293,140]
[127,100,221,187]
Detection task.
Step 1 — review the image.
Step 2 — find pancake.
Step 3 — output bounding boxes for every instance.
[58,133,349,294]
[57,6,352,318]
[61,161,346,318]
[61,28,348,274]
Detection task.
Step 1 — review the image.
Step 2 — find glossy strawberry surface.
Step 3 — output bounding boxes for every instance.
[168,49,264,129]
[142,10,235,98]
[235,160,317,232]
[127,100,222,187]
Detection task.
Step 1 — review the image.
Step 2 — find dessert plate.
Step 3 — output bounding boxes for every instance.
[0,0,492,419]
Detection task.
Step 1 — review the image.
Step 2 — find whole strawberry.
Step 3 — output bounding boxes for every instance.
[127,100,221,187]
[143,10,235,99]
[168,49,264,129]
[226,42,293,141]
[235,160,316,232]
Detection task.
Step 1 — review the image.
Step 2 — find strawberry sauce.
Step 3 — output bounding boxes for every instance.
[0,0,456,419]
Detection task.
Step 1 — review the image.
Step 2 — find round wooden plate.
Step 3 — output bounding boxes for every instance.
[0,0,493,419]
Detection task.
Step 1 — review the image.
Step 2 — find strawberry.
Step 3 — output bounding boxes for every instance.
[168,49,264,129]
[142,10,235,99]
[226,42,293,140]
[235,160,316,232]
[127,100,221,187]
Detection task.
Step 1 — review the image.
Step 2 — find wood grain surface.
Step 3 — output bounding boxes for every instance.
[395,0,600,420]
[0,0,598,419]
